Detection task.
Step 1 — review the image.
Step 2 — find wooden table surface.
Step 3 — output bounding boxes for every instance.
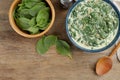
[0,0,120,80]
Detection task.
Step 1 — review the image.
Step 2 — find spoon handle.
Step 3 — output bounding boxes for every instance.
[109,42,120,58]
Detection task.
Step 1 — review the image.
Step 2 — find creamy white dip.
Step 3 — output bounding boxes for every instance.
[68,0,119,50]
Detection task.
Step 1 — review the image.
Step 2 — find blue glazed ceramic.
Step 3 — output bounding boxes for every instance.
[66,0,120,52]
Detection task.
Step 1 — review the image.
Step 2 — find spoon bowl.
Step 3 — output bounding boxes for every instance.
[96,57,112,76]
[96,42,120,76]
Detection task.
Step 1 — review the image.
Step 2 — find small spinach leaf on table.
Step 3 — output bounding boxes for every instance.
[44,35,57,49]
[36,35,57,54]
[56,40,72,59]
[36,36,48,54]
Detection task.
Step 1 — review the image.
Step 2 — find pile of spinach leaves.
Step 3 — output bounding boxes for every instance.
[14,0,51,34]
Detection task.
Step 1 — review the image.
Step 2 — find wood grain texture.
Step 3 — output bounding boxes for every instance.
[0,0,120,80]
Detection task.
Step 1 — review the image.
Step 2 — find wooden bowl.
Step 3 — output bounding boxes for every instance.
[9,0,55,38]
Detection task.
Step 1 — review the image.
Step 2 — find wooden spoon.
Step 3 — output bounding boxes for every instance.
[96,42,120,76]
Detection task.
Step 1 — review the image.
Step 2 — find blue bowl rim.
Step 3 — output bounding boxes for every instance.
[66,0,120,53]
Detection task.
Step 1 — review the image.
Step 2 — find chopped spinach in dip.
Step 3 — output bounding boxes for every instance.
[68,0,119,50]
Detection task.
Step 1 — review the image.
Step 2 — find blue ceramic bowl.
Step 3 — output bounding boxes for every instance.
[66,0,120,52]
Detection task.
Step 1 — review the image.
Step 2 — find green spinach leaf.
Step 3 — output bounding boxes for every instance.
[15,17,30,30]
[29,2,46,16]
[27,26,39,34]
[22,0,42,3]
[29,17,36,27]
[36,36,48,54]
[38,23,49,30]
[18,9,32,19]
[23,0,44,9]
[56,40,72,59]
[36,7,50,28]
[44,35,57,49]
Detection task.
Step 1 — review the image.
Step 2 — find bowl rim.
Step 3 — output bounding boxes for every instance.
[66,0,120,52]
[9,0,55,38]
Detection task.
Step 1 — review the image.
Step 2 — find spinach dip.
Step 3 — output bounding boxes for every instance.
[68,0,119,50]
